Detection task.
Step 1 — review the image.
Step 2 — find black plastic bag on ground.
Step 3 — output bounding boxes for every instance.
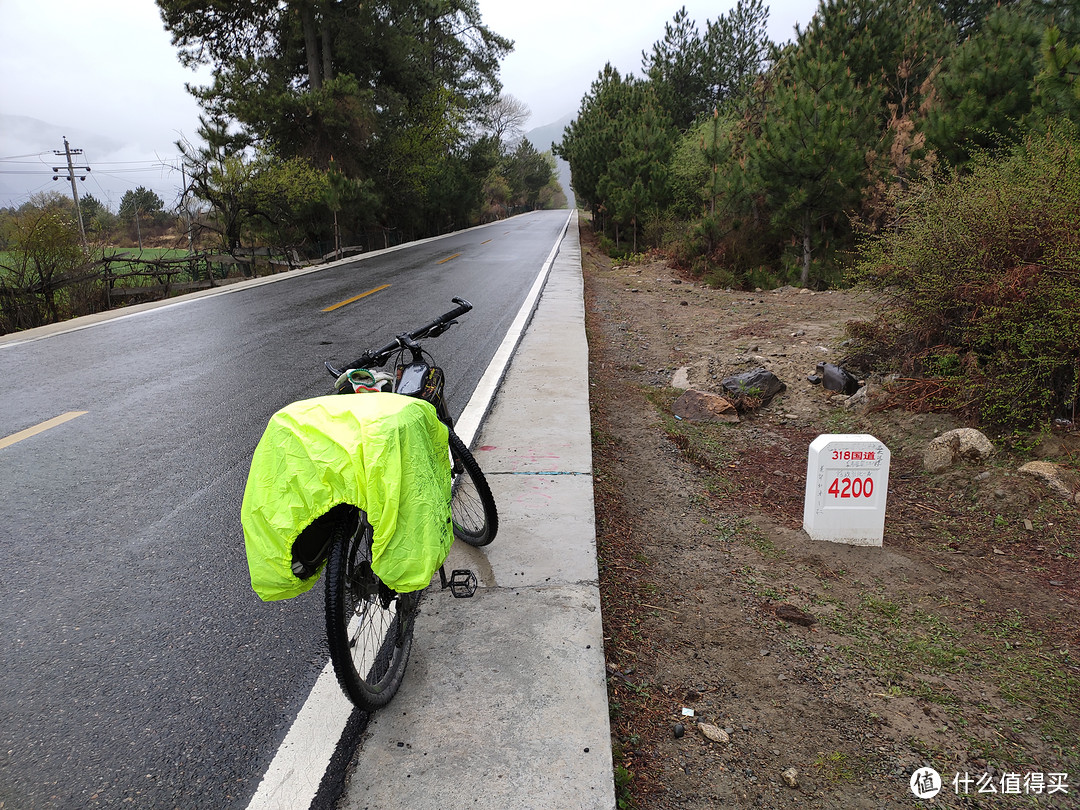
[809,362,860,395]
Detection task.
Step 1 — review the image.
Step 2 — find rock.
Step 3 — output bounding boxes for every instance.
[673,723,686,739]
[844,385,870,410]
[1019,461,1080,502]
[782,767,800,788]
[673,389,740,423]
[698,723,730,743]
[671,366,692,390]
[923,428,995,473]
[720,368,786,406]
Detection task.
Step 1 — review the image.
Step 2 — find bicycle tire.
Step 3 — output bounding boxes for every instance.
[447,427,498,547]
[324,508,417,711]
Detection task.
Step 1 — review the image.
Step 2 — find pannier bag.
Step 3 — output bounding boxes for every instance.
[241,393,452,601]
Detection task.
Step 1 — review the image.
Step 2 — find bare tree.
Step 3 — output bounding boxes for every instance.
[483,94,531,146]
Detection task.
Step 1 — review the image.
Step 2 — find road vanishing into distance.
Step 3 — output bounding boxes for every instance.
[0,210,571,810]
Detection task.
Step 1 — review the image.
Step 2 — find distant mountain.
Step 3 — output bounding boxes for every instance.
[524,113,573,155]
[525,113,575,209]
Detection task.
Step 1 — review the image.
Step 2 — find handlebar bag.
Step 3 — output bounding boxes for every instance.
[241,393,452,601]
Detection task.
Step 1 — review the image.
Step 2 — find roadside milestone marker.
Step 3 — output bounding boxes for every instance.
[803,434,890,546]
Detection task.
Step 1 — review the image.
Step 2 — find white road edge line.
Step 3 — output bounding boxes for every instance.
[244,660,352,809]
[244,210,573,810]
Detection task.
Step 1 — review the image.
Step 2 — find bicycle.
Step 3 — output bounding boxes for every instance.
[291,297,498,711]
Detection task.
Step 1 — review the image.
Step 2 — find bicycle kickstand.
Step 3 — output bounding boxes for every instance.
[439,565,477,598]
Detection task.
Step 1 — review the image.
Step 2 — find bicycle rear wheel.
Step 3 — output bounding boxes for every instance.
[447,427,498,547]
[324,507,418,711]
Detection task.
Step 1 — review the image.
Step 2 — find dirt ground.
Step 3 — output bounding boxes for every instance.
[580,221,1080,809]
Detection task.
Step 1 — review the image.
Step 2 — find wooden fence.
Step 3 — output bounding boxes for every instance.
[0,245,357,334]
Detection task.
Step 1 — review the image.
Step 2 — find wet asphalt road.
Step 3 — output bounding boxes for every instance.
[0,210,570,810]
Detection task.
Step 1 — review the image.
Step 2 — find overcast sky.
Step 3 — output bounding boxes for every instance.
[0,0,818,211]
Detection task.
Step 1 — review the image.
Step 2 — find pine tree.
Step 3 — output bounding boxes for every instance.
[159,0,512,238]
[642,1,772,131]
[554,65,638,225]
[750,53,879,285]
[604,95,674,252]
[924,4,1047,166]
[642,7,708,131]
[1031,24,1080,123]
[701,0,772,110]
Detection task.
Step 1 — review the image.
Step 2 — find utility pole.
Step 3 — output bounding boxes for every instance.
[53,136,90,251]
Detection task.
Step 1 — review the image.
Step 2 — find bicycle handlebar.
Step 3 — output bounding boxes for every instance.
[327,297,473,376]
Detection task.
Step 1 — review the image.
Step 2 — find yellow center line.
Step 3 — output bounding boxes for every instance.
[436,253,461,265]
[322,283,391,313]
[0,411,88,450]
[481,239,492,245]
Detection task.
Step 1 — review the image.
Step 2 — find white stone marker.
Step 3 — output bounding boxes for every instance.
[803,434,891,546]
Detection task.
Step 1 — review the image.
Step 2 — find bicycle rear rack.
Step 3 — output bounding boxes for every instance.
[438,566,477,598]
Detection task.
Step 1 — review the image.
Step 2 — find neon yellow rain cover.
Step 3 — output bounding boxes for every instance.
[241,393,452,601]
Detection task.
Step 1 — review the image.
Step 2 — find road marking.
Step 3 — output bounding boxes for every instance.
[481,239,492,245]
[322,283,391,313]
[245,660,354,810]
[0,411,88,450]
[435,253,461,264]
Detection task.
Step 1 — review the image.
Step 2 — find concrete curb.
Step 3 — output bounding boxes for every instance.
[339,212,615,809]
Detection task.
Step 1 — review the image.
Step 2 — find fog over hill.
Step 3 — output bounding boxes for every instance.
[525,113,575,209]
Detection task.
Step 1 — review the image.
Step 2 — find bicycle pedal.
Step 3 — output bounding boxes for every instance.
[448,569,477,598]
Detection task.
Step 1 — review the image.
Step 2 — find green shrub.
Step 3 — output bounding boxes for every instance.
[848,122,1080,431]
[662,211,784,290]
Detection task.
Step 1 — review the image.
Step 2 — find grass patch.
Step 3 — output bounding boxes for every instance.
[641,386,736,472]
[819,587,1080,762]
[811,751,862,783]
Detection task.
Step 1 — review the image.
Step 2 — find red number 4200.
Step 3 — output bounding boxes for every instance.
[828,477,874,498]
